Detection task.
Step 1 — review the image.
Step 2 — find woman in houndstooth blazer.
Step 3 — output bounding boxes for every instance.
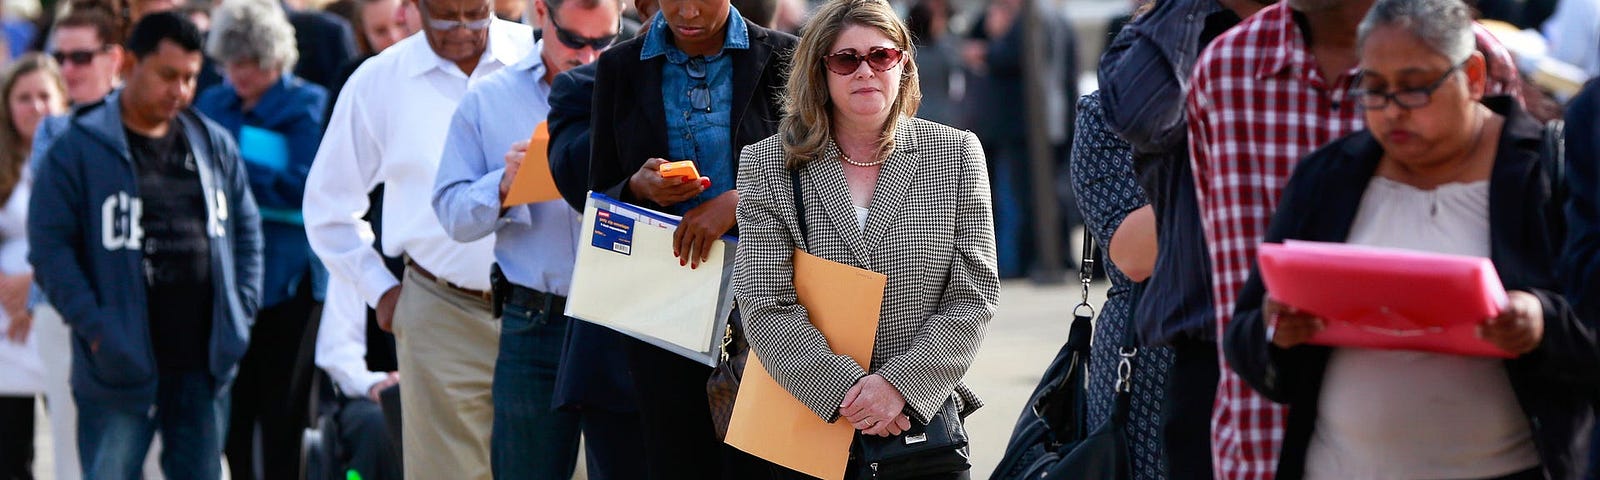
[733,0,999,475]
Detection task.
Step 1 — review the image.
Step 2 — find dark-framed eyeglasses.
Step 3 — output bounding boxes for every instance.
[1352,62,1463,110]
[821,46,904,76]
[686,57,710,112]
[418,0,493,31]
[51,45,111,66]
[548,9,619,50]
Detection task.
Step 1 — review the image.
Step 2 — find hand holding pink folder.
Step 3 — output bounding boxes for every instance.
[1256,240,1515,358]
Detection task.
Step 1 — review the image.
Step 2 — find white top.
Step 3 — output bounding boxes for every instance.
[1305,177,1539,480]
[315,276,390,399]
[853,205,869,231]
[0,176,41,395]
[304,22,535,306]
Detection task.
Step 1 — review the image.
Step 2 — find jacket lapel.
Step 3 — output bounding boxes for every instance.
[861,121,923,263]
[637,54,669,150]
[730,24,769,144]
[808,149,873,265]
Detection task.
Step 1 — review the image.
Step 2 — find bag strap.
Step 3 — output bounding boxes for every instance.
[791,167,809,249]
[1542,119,1568,210]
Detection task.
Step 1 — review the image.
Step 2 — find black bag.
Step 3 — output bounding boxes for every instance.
[990,230,1134,480]
[856,397,972,479]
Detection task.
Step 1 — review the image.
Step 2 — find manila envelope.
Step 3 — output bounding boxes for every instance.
[725,249,886,480]
[502,121,561,207]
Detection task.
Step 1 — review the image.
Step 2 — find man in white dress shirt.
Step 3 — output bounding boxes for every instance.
[302,0,533,476]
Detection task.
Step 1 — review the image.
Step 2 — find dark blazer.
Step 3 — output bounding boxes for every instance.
[587,21,797,211]
[1223,98,1599,480]
[1563,80,1600,334]
[288,10,359,92]
[549,61,597,213]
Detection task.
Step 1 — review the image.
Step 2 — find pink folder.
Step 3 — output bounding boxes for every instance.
[1256,240,1514,358]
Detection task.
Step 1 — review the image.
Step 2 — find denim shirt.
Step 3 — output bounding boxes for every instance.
[640,8,748,215]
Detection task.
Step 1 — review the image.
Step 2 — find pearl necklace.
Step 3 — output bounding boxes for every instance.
[837,141,887,167]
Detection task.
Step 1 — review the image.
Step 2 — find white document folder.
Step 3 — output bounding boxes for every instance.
[565,192,736,366]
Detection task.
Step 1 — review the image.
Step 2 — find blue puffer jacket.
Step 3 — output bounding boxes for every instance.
[28,92,263,412]
[196,74,327,307]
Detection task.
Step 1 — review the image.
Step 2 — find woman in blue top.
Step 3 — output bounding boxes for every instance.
[587,0,796,476]
[193,1,327,479]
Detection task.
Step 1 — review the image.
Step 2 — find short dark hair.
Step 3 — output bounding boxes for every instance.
[124,11,203,59]
[55,6,126,46]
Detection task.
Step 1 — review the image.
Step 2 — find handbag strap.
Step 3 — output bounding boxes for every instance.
[791,167,809,249]
[1081,226,1138,415]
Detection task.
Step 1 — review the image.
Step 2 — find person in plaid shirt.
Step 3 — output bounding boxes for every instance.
[1186,1,1522,478]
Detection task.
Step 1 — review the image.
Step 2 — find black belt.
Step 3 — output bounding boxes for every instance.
[505,283,567,315]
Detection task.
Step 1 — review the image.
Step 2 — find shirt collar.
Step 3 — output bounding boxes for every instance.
[639,6,750,62]
[1253,3,1303,80]
[402,19,529,78]
[511,39,549,81]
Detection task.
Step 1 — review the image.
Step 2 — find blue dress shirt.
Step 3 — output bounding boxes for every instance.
[433,42,582,296]
[640,8,748,215]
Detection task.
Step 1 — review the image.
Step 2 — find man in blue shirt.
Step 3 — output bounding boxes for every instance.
[429,0,630,477]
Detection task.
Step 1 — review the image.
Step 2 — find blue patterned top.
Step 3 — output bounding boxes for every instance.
[1070,91,1176,480]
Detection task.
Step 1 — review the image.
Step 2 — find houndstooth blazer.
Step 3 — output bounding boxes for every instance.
[733,117,1000,424]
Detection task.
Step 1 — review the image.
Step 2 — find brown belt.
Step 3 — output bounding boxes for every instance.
[404,258,493,303]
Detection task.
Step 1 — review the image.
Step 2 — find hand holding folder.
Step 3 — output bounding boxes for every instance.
[725,249,887,480]
[502,122,562,207]
[1256,240,1514,357]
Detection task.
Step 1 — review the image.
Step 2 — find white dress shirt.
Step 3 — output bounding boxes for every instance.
[305,22,535,306]
[315,276,389,398]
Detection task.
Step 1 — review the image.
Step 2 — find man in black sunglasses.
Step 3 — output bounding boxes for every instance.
[430,0,626,477]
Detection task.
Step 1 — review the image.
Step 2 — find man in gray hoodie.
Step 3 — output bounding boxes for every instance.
[27,12,262,479]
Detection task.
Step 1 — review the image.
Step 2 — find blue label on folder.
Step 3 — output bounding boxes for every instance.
[591,210,634,255]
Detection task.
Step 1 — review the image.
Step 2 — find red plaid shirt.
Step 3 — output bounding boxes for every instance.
[1186,4,1522,479]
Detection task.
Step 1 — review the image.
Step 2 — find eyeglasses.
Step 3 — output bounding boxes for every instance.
[418,0,493,31]
[686,57,710,112]
[1352,62,1462,110]
[51,46,109,66]
[821,46,904,76]
[548,9,619,50]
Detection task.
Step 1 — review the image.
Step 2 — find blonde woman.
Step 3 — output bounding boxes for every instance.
[733,0,998,477]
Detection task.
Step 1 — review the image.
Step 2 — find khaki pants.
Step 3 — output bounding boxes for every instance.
[393,267,499,480]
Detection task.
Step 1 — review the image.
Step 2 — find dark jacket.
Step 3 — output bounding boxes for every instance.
[550,61,597,213]
[1563,80,1600,334]
[540,60,638,414]
[587,19,797,212]
[288,9,359,92]
[195,74,328,308]
[1097,0,1240,346]
[28,92,264,412]
[1223,98,1598,480]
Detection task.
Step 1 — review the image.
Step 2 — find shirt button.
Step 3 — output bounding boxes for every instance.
[683,112,690,119]
[683,133,691,139]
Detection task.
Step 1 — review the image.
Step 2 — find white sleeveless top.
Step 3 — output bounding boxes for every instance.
[1304,177,1539,479]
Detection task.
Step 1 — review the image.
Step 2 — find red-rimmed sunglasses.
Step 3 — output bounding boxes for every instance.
[822,47,904,75]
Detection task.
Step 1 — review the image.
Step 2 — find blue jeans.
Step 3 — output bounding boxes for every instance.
[76,371,228,480]
[991,144,1033,278]
[491,301,580,480]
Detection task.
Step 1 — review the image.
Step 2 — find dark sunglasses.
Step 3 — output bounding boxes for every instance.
[821,47,904,76]
[686,58,710,112]
[51,46,109,66]
[548,10,619,50]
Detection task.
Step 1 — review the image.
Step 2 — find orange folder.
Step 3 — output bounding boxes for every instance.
[1256,240,1514,358]
[725,249,886,480]
[501,121,561,207]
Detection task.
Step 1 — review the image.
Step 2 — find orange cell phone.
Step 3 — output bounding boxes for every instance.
[659,160,700,179]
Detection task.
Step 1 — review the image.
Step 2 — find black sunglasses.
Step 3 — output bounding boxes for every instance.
[548,9,619,50]
[821,46,904,76]
[686,58,710,112]
[51,46,109,66]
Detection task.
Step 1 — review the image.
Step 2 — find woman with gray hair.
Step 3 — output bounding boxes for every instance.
[1222,0,1598,478]
[194,1,329,478]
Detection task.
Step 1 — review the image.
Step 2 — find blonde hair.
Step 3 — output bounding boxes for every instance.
[780,0,920,168]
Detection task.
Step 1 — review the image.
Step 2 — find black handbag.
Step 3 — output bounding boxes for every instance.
[856,397,972,479]
[990,230,1135,480]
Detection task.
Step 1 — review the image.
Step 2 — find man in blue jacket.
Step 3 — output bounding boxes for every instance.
[26,12,263,479]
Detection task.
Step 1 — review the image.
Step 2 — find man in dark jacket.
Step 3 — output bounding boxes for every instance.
[1562,80,1600,474]
[27,12,263,479]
